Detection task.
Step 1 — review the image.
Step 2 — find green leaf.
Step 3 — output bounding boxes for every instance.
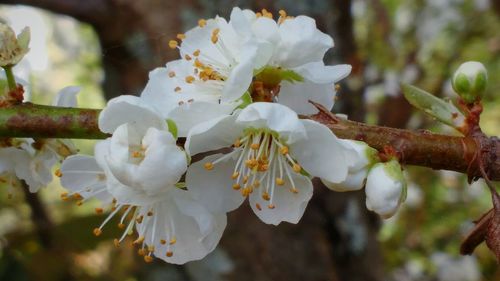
[166,119,178,139]
[402,84,464,130]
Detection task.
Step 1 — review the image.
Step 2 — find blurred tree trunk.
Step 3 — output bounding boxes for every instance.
[0,0,384,280]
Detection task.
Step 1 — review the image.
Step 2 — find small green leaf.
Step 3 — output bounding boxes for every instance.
[402,84,464,129]
[166,119,178,139]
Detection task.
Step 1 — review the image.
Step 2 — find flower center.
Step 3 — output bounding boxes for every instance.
[205,129,303,210]
[250,67,303,102]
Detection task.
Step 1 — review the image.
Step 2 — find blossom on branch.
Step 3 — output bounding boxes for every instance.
[186,102,356,225]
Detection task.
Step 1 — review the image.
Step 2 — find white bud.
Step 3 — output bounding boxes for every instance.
[322,140,378,192]
[452,61,488,103]
[0,23,30,67]
[365,160,406,219]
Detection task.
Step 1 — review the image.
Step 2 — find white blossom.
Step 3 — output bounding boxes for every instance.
[322,140,378,192]
[0,23,30,67]
[185,102,355,225]
[365,160,407,218]
[60,96,226,264]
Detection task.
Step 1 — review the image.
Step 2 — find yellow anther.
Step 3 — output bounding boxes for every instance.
[144,255,154,263]
[279,9,287,17]
[168,71,176,78]
[193,49,200,57]
[232,183,241,190]
[259,164,269,171]
[54,169,62,177]
[185,76,195,83]
[60,192,68,199]
[132,151,142,158]
[198,19,207,27]
[262,192,270,201]
[169,237,177,245]
[166,251,174,257]
[293,164,302,173]
[194,58,204,68]
[253,180,261,188]
[113,239,120,248]
[76,200,83,206]
[291,188,299,194]
[280,146,289,155]
[335,84,341,91]
[176,33,186,40]
[211,35,218,44]
[93,228,102,237]
[147,211,153,216]
[256,12,262,17]
[95,207,104,214]
[255,203,262,211]
[73,193,83,200]
[234,138,241,147]
[204,162,214,170]
[168,40,178,49]
[137,248,146,256]
[184,54,192,61]
[160,239,167,245]
[118,223,125,229]
[133,236,145,245]
[276,178,285,186]
[174,86,181,92]
[147,245,155,252]
[231,172,239,179]
[268,204,276,209]
[250,143,260,150]
[243,175,249,184]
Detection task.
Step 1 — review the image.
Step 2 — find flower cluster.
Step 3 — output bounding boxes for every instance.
[0,87,78,194]
[57,8,407,264]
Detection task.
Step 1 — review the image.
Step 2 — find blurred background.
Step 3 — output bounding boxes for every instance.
[0,0,499,280]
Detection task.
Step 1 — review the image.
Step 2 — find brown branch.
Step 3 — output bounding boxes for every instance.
[1,102,500,181]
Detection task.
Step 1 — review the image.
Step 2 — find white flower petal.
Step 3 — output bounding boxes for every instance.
[275,16,333,68]
[186,114,241,156]
[321,168,368,192]
[293,62,351,84]
[290,119,351,183]
[138,190,226,264]
[278,80,336,115]
[365,161,405,219]
[220,42,259,102]
[185,153,246,214]
[98,95,166,134]
[52,86,80,107]
[106,127,186,197]
[168,101,237,137]
[236,102,306,143]
[60,155,111,202]
[249,172,313,225]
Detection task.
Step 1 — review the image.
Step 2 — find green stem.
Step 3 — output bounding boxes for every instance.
[0,103,107,139]
[3,65,17,91]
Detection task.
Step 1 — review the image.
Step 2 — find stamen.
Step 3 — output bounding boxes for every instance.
[54,169,62,177]
[176,33,186,40]
[204,162,214,170]
[198,19,207,27]
[168,71,176,78]
[168,40,178,49]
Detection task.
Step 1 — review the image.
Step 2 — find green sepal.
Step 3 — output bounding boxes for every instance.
[236,91,252,109]
[166,119,178,139]
[402,84,464,130]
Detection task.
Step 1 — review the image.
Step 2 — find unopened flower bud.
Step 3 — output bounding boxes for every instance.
[0,23,30,67]
[365,160,406,219]
[322,140,379,192]
[452,61,488,103]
